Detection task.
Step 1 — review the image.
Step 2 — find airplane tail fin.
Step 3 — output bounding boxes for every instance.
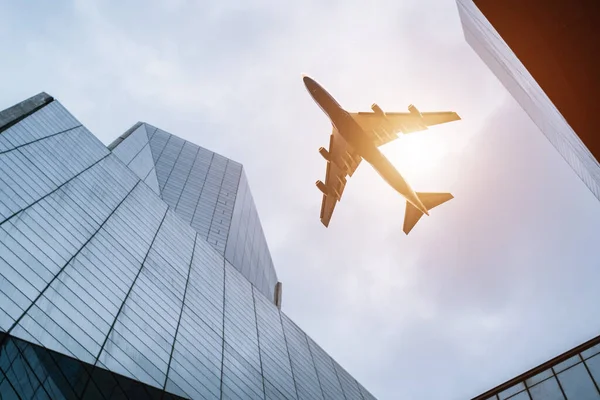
[403,192,454,235]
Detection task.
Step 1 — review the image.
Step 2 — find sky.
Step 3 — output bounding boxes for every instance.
[2,0,600,399]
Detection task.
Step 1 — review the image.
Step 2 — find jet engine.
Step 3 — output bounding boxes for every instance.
[408,104,422,119]
[371,103,385,117]
[316,180,329,195]
[371,103,396,135]
[318,147,330,161]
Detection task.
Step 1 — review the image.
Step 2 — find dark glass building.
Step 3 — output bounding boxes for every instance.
[456,0,600,201]
[0,93,376,400]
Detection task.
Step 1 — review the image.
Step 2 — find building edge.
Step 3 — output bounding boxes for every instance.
[472,333,600,399]
[0,92,378,400]
[107,121,144,150]
[0,92,54,134]
[456,0,600,201]
[109,121,282,305]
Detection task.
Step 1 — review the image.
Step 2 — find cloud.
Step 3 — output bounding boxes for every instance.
[3,1,600,399]
[277,96,600,399]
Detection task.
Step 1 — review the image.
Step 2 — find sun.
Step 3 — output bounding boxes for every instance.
[379,129,454,184]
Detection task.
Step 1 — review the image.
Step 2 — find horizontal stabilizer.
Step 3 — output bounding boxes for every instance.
[416,192,454,211]
[403,192,453,235]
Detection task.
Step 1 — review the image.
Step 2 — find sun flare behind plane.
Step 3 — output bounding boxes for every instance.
[302,74,461,234]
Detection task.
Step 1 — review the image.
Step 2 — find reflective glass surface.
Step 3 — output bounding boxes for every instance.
[457,0,600,200]
[307,337,346,400]
[226,172,278,302]
[111,123,278,302]
[472,343,600,399]
[0,333,186,399]
[0,98,376,399]
[281,314,324,400]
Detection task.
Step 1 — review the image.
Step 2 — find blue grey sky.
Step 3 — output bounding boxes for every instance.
[3,1,600,399]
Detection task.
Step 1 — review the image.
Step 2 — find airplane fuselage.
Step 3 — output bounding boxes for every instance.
[303,76,429,215]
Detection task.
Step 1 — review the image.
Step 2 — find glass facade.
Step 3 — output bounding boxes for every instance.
[0,332,187,399]
[456,0,600,201]
[0,94,376,399]
[109,122,277,302]
[473,335,600,400]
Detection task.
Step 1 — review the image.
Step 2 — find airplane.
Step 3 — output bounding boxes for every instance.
[302,75,461,234]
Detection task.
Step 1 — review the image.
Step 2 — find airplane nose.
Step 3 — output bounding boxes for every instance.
[302,75,316,94]
[302,74,312,86]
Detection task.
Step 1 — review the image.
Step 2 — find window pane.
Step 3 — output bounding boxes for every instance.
[557,363,600,399]
[529,376,565,400]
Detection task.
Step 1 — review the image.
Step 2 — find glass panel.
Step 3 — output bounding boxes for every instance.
[0,101,81,152]
[529,376,565,400]
[557,363,600,399]
[334,360,363,400]
[224,170,277,301]
[222,262,264,399]
[281,313,324,400]
[507,392,530,400]
[307,336,345,400]
[0,335,188,400]
[111,124,148,166]
[499,382,526,399]
[583,344,600,360]
[554,355,581,373]
[99,208,192,388]
[526,368,553,387]
[585,354,600,386]
[253,287,296,400]
[167,235,224,400]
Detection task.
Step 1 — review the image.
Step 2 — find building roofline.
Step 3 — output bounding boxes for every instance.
[0,92,54,134]
[107,121,144,151]
[472,333,600,399]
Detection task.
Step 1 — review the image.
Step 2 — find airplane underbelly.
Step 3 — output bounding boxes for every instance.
[364,150,414,199]
[338,119,372,153]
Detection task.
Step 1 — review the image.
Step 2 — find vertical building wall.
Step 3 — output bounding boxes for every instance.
[456,0,600,201]
[471,0,600,160]
[0,94,376,400]
[226,171,278,301]
[109,123,278,302]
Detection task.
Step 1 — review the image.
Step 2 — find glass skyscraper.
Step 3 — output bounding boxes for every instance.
[456,0,600,202]
[108,121,278,303]
[0,92,376,400]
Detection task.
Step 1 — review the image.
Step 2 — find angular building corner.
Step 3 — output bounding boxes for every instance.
[107,120,278,303]
[456,0,600,201]
[0,93,376,399]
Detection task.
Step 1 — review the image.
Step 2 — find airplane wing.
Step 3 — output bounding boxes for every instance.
[351,104,461,147]
[317,128,362,227]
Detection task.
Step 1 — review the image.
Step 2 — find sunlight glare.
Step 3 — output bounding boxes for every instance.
[380,128,456,184]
